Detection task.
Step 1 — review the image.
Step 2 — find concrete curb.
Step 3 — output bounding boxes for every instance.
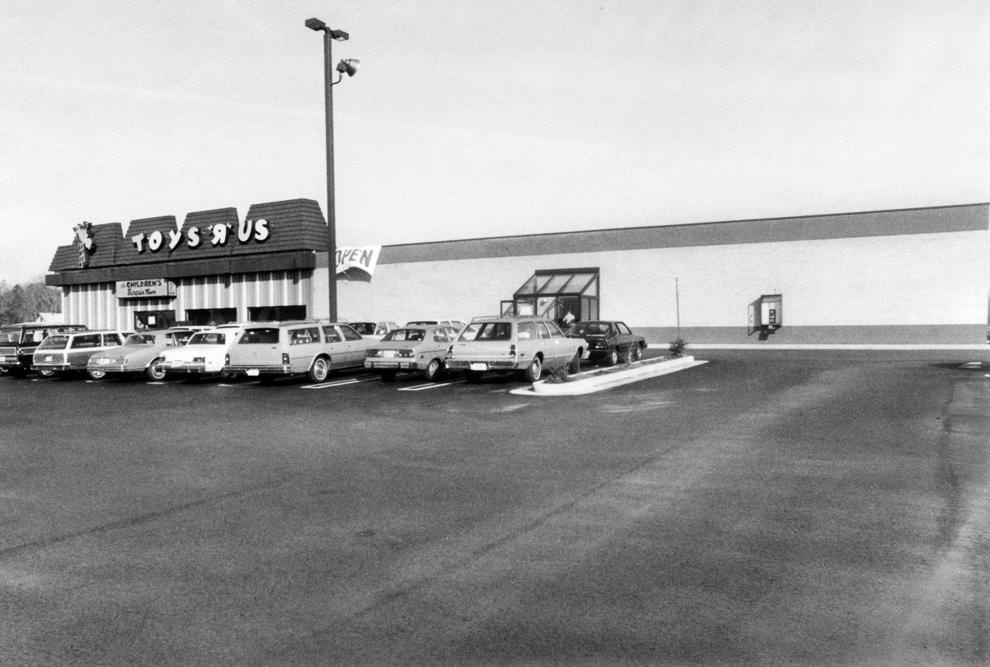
[647,343,990,350]
[510,355,708,397]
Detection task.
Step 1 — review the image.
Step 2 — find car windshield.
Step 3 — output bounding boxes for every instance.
[187,332,228,346]
[36,335,69,350]
[349,322,376,335]
[459,321,512,341]
[0,327,21,344]
[124,334,154,345]
[571,322,611,335]
[383,328,425,342]
[170,331,197,345]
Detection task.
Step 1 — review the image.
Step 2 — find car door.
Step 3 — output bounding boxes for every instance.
[69,333,102,369]
[541,320,568,363]
[614,321,633,350]
[321,325,347,369]
[337,324,367,367]
[288,326,321,373]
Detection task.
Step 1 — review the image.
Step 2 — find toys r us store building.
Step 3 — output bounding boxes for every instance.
[46,197,990,346]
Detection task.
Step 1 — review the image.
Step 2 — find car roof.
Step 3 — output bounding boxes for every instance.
[3,322,86,329]
[64,329,133,335]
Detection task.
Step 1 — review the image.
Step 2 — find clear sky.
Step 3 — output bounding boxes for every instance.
[2,0,988,285]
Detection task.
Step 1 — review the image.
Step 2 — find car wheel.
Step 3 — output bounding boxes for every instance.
[146,358,167,381]
[567,350,581,374]
[606,348,620,366]
[525,356,543,382]
[466,370,483,383]
[380,370,398,382]
[309,357,330,382]
[423,359,441,381]
[87,368,106,380]
[630,345,643,362]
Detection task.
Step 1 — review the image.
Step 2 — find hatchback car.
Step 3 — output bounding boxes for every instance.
[364,324,453,381]
[85,327,207,380]
[566,320,647,366]
[160,324,245,378]
[225,321,370,383]
[32,330,134,377]
[445,316,583,382]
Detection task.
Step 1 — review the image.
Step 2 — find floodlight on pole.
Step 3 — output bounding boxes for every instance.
[305,17,357,322]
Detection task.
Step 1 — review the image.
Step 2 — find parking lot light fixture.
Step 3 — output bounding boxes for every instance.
[305,17,357,322]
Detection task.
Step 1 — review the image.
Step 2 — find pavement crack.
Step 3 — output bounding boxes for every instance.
[0,471,305,560]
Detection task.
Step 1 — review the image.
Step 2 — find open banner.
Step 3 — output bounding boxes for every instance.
[335,245,381,278]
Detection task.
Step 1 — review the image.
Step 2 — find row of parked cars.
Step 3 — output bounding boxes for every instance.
[0,317,648,384]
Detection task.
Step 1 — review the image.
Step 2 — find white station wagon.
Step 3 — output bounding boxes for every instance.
[225,321,370,383]
[445,316,583,383]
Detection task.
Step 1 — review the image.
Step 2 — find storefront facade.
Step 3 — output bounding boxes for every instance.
[46,199,332,330]
[47,200,989,345]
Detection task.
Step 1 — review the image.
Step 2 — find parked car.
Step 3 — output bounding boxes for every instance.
[347,320,400,341]
[406,319,465,336]
[566,320,647,366]
[0,323,88,377]
[364,324,454,381]
[445,316,584,383]
[225,321,371,383]
[160,324,245,379]
[32,329,135,377]
[85,327,208,381]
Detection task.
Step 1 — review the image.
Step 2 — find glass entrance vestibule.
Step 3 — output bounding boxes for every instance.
[501,268,599,325]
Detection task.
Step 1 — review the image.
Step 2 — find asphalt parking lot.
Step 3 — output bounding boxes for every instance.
[1,350,988,665]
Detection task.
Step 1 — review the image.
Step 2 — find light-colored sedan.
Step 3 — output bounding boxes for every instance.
[86,328,206,381]
[160,324,244,378]
[364,324,453,381]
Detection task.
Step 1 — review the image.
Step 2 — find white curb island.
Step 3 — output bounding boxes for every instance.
[510,355,708,396]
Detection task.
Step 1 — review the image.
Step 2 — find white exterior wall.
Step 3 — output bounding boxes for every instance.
[337,228,989,332]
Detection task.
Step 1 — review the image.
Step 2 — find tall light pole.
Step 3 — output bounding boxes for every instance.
[305,17,358,322]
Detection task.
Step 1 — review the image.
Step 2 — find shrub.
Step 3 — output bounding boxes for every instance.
[668,337,687,358]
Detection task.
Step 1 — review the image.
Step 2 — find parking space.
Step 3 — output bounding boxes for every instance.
[2,352,988,664]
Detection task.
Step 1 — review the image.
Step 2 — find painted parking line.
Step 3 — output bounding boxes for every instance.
[302,378,362,390]
[398,379,465,392]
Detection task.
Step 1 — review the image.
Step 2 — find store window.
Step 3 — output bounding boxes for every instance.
[504,268,600,325]
[248,306,306,322]
[186,308,237,326]
[135,310,177,330]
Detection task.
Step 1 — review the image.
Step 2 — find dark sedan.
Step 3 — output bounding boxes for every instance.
[566,320,646,366]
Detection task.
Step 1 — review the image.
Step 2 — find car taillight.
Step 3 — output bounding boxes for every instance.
[281,353,290,366]
[509,343,516,357]
[398,349,414,358]
[367,348,379,357]
[224,353,229,365]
